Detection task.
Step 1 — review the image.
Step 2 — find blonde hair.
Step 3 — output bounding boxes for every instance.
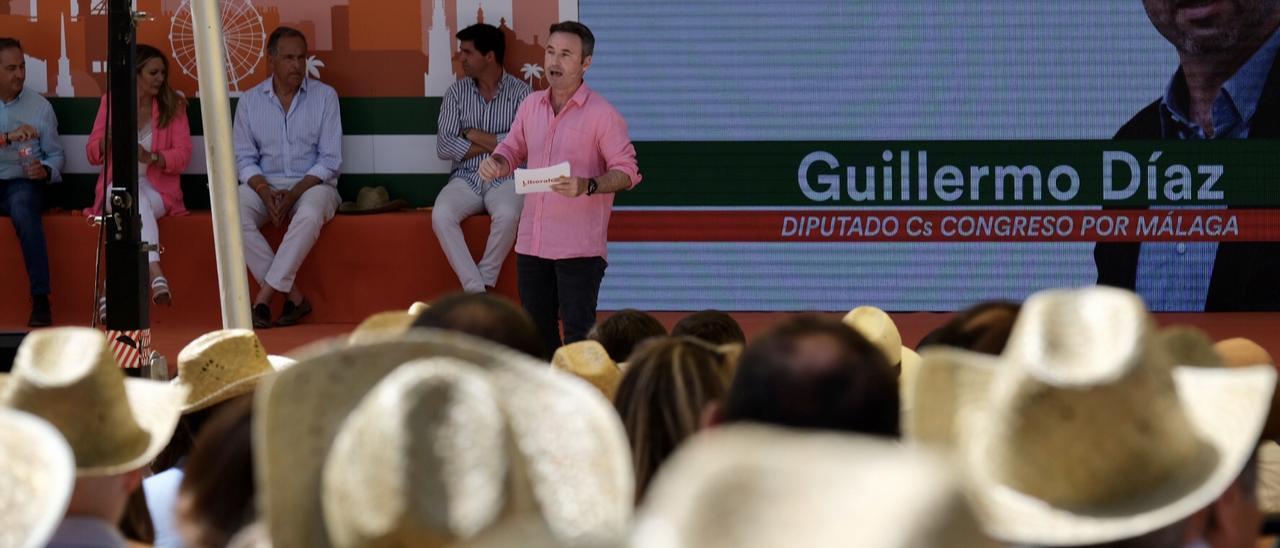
[613,337,733,502]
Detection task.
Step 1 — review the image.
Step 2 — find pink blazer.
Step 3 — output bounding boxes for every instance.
[85,95,192,216]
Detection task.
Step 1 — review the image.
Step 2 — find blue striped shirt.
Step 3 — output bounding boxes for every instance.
[234,77,342,185]
[0,89,64,182]
[436,73,530,193]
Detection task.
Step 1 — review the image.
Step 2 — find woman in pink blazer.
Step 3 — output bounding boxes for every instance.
[87,44,192,305]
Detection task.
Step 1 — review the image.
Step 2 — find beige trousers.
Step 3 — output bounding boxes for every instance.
[431,178,523,293]
[238,177,340,293]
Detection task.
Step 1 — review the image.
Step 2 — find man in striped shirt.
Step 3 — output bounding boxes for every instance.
[433,24,531,294]
[234,27,343,328]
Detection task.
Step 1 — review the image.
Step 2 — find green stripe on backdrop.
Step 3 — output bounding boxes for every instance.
[47,174,451,211]
[49,97,443,136]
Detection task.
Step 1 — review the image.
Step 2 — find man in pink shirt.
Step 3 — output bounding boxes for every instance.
[480,21,641,357]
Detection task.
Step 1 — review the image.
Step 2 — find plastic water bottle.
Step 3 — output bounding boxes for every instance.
[16,140,37,166]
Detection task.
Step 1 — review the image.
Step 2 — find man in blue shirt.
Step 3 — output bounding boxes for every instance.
[1096,0,1280,311]
[234,27,343,328]
[0,38,64,326]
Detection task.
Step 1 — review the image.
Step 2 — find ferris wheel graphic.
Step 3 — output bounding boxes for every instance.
[168,0,265,93]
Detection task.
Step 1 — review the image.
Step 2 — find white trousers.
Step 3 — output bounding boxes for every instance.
[431,178,523,293]
[238,177,340,293]
[106,176,166,263]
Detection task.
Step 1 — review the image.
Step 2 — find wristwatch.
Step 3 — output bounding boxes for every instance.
[150,152,160,164]
[586,177,599,196]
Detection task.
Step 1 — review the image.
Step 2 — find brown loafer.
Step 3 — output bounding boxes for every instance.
[275,298,312,327]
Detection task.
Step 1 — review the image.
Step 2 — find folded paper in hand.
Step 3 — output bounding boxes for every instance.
[514,161,571,195]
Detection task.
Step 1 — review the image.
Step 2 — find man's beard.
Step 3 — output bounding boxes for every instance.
[1175,1,1278,55]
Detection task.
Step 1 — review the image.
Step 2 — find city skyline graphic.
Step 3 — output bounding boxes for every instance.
[3,0,574,98]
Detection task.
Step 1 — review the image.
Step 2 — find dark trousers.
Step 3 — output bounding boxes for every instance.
[0,178,50,296]
[516,253,607,357]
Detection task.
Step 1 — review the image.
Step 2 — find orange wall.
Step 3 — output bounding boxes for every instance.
[347,0,421,51]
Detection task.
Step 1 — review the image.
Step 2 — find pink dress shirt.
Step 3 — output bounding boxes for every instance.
[85,95,192,216]
[492,83,641,260]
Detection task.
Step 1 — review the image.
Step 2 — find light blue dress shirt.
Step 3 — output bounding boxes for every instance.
[143,465,187,548]
[0,88,64,182]
[1135,28,1280,311]
[233,77,342,186]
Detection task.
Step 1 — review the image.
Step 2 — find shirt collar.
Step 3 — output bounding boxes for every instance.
[1,87,24,106]
[1162,26,1280,131]
[469,73,513,98]
[542,81,592,109]
[262,76,309,97]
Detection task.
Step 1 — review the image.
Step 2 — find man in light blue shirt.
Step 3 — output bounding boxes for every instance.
[0,37,63,327]
[234,27,342,328]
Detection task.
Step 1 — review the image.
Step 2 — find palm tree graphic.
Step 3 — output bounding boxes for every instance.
[520,63,543,89]
[307,55,326,80]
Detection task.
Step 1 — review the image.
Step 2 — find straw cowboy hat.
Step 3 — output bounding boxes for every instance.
[347,309,418,346]
[337,186,409,215]
[843,306,922,407]
[552,340,622,399]
[0,327,188,476]
[1215,337,1280,440]
[0,407,76,548]
[173,329,275,414]
[910,287,1276,546]
[633,424,994,548]
[255,329,632,548]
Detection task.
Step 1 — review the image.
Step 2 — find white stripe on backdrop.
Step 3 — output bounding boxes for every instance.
[58,135,455,175]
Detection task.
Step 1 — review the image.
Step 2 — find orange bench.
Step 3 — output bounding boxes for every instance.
[0,211,518,327]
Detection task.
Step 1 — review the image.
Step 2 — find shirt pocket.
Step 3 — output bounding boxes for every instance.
[552,126,598,173]
[288,107,323,154]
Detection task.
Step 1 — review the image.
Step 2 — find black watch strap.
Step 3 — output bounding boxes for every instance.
[587,177,599,196]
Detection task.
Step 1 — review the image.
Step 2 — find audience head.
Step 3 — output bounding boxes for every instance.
[0,407,75,548]
[613,336,733,502]
[266,26,308,91]
[589,309,667,362]
[177,394,255,548]
[456,23,506,78]
[256,329,632,547]
[841,305,923,414]
[671,310,746,346]
[552,340,622,398]
[633,425,994,548]
[0,328,187,526]
[917,300,1020,355]
[911,287,1274,546]
[412,292,546,359]
[0,37,24,101]
[716,315,899,437]
[158,329,274,471]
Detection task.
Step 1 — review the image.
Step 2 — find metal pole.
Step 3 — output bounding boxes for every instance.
[191,0,252,329]
[105,0,146,333]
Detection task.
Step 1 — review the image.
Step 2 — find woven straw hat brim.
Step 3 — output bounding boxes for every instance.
[83,378,188,477]
[256,329,632,548]
[180,371,270,414]
[912,349,1275,546]
[0,375,188,477]
[0,408,75,548]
